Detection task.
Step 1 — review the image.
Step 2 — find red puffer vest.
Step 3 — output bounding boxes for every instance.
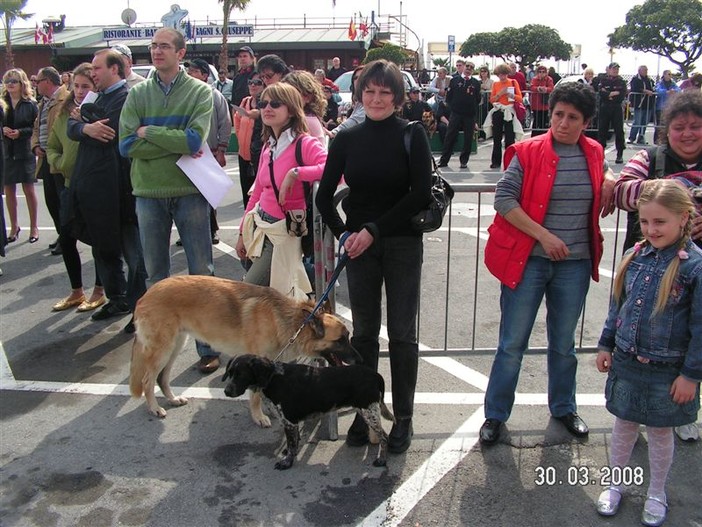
[484,130,605,289]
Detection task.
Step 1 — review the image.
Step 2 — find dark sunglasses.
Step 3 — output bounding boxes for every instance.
[258,100,284,109]
[248,79,263,86]
[4,79,20,85]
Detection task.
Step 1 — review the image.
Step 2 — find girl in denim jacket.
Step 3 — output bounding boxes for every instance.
[596,180,701,526]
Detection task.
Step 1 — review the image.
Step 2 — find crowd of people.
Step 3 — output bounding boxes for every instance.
[1,38,700,525]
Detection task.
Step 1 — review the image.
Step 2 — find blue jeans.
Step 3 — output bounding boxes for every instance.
[484,257,591,422]
[628,106,654,142]
[136,194,216,358]
[346,235,423,419]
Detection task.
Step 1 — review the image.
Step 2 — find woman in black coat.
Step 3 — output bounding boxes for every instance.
[2,69,39,243]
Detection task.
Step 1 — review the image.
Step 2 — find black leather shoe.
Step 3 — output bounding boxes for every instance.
[91,301,130,321]
[555,412,589,437]
[459,163,468,169]
[479,418,503,444]
[388,418,413,453]
[437,162,449,168]
[345,413,369,447]
[123,316,136,334]
[50,245,63,256]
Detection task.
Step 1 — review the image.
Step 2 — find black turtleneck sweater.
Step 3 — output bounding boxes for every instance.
[316,114,433,239]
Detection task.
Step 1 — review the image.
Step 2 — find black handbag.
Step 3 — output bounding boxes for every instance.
[403,122,455,233]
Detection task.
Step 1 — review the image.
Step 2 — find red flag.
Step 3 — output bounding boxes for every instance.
[47,23,53,43]
[34,23,40,44]
[348,19,357,41]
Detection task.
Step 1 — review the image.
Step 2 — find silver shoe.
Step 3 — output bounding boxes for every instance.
[596,486,622,516]
[674,423,699,442]
[641,496,668,527]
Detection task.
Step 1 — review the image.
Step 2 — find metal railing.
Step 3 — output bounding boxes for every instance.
[313,182,627,358]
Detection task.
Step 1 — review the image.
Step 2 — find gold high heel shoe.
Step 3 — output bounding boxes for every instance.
[76,296,107,312]
[52,295,86,312]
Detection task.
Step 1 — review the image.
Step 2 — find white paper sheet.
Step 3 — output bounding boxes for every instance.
[176,148,234,209]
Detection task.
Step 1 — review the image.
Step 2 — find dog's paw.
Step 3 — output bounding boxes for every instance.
[372,457,387,467]
[274,456,294,470]
[148,406,168,418]
[253,414,272,428]
[168,396,188,407]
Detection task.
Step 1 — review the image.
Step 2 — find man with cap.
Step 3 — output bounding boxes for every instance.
[185,58,232,244]
[402,86,432,124]
[437,61,481,169]
[111,44,145,89]
[231,45,255,107]
[596,62,627,163]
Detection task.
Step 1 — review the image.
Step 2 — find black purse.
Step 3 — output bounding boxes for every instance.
[403,122,455,233]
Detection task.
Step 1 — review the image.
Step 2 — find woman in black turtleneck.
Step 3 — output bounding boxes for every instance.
[316,60,433,454]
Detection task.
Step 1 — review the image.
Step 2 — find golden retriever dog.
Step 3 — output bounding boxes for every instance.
[129,276,360,419]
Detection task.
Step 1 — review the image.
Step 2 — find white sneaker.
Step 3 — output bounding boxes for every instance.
[675,423,699,442]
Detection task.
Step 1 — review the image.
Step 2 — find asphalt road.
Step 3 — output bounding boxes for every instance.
[1,138,700,527]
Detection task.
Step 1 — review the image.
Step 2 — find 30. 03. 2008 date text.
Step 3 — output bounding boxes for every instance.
[534,465,644,486]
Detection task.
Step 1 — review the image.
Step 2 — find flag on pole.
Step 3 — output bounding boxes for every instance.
[47,23,54,43]
[34,23,40,44]
[348,18,357,41]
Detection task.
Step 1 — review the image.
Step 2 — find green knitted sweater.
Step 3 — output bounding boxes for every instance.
[119,71,213,198]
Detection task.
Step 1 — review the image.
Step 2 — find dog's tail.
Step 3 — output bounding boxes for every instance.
[377,374,396,423]
[129,337,146,398]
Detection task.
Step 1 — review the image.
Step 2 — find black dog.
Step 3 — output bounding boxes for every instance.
[222,355,395,469]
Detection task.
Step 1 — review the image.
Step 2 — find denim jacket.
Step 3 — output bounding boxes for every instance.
[598,240,702,382]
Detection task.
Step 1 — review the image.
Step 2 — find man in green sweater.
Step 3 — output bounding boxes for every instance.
[119,27,220,374]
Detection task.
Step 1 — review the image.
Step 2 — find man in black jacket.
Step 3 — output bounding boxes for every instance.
[437,61,481,169]
[231,46,256,106]
[596,62,627,163]
[628,65,655,145]
[67,49,146,326]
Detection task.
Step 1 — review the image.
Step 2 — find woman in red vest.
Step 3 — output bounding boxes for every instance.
[480,82,616,445]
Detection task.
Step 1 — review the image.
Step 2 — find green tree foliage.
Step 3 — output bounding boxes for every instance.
[364,43,407,66]
[432,57,450,69]
[0,0,33,70]
[218,0,252,71]
[460,24,571,67]
[608,0,702,78]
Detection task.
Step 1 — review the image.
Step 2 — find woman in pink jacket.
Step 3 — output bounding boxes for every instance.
[235,83,327,299]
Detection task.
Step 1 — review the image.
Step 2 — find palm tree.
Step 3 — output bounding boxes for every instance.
[0,0,33,70]
[218,0,252,72]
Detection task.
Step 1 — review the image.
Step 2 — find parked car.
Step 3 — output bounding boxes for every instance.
[334,69,419,115]
[130,62,218,85]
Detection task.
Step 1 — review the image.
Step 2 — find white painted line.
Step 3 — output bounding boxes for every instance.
[359,407,485,527]
[422,356,489,391]
[0,341,15,383]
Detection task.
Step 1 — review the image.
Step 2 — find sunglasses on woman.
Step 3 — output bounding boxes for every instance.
[248,79,263,86]
[258,100,284,109]
[3,79,20,85]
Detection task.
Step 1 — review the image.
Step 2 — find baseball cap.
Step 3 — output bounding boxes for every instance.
[236,46,255,57]
[608,62,620,69]
[185,58,210,76]
[111,44,132,60]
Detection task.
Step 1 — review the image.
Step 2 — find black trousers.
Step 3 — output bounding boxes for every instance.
[491,110,516,167]
[597,103,625,156]
[238,154,256,208]
[439,112,475,166]
[39,161,63,235]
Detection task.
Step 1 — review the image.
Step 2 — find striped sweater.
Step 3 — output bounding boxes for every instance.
[119,70,213,198]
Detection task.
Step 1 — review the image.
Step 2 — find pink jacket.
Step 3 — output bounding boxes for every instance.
[241,133,327,226]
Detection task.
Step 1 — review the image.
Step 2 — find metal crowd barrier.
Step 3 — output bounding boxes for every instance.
[313,182,627,358]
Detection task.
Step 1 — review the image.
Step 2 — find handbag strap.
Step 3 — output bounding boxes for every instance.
[267,136,304,213]
[403,121,440,174]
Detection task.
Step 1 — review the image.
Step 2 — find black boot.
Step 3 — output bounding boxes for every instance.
[388,418,413,453]
[345,412,369,447]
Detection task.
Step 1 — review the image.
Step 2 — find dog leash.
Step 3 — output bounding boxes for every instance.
[273,231,351,361]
